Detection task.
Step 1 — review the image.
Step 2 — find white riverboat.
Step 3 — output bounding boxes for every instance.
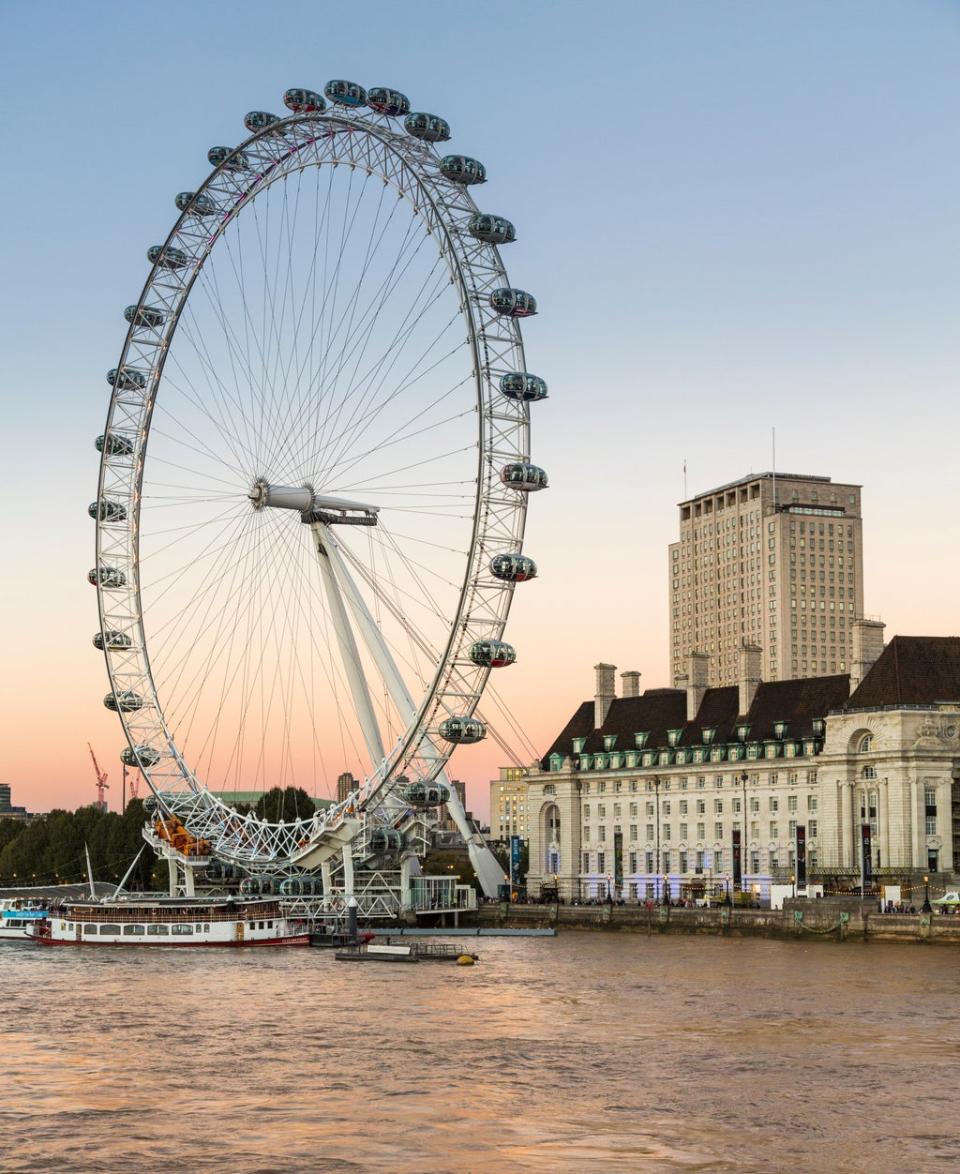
[27,895,310,948]
[0,899,48,941]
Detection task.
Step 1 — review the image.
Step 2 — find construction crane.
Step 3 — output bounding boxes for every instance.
[121,763,141,809]
[87,744,109,812]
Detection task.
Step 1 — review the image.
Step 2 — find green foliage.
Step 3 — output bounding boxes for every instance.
[420,849,477,888]
[254,786,316,824]
[0,800,155,889]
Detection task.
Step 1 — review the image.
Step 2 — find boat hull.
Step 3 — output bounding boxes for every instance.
[27,932,311,948]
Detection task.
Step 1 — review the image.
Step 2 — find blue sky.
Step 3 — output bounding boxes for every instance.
[1,0,958,809]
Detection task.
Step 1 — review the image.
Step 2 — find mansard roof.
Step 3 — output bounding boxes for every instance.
[541,675,851,766]
[846,636,960,709]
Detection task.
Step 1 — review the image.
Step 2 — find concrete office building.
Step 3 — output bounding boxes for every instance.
[669,472,864,686]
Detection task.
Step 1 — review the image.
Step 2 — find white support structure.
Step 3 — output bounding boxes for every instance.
[322,524,507,898]
[341,843,356,902]
[311,522,386,768]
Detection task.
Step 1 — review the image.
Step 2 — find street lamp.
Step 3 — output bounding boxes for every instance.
[653,774,662,901]
[739,770,749,894]
[922,873,932,914]
[790,872,796,899]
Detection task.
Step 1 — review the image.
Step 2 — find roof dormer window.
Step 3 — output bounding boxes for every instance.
[572,737,586,754]
[667,728,683,748]
[701,726,716,746]
[634,732,649,749]
[737,723,751,742]
[603,734,617,751]
[773,720,788,739]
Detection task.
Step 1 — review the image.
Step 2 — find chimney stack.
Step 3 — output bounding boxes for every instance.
[850,618,885,691]
[738,643,763,717]
[620,670,641,699]
[594,663,617,729]
[685,651,710,721]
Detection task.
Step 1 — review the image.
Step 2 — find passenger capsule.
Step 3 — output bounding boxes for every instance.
[468,639,517,668]
[324,80,367,107]
[96,432,135,458]
[404,112,450,142]
[279,876,319,896]
[175,191,217,216]
[467,213,516,245]
[399,780,450,808]
[93,629,132,651]
[106,366,147,390]
[490,288,537,318]
[104,690,144,713]
[490,553,538,582]
[87,565,126,589]
[124,304,165,329]
[243,110,281,132]
[439,155,486,185]
[147,245,189,271]
[208,146,250,171]
[366,87,410,117]
[121,744,161,768]
[283,88,326,113]
[499,372,548,402]
[88,499,128,523]
[439,716,487,745]
[500,462,548,492]
[368,829,403,852]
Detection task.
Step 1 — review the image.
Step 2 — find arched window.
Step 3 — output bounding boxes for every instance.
[858,733,873,753]
[861,765,877,780]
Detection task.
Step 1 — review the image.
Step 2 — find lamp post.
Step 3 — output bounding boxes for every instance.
[790,872,796,900]
[653,774,662,902]
[739,770,749,893]
[922,873,932,914]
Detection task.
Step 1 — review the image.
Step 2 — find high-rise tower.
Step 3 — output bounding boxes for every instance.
[669,472,864,686]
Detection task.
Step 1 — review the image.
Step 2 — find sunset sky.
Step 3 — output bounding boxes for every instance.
[1,1,958,818]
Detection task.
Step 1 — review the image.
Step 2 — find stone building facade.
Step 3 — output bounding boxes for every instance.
[522,632,960,901]
[669,472,865,687]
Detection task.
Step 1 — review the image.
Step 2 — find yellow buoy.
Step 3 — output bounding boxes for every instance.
[456,954,475,966]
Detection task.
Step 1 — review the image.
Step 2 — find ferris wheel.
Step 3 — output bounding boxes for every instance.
[90,81,547,893]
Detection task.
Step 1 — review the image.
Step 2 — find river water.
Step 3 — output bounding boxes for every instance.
[1,933,959,1172]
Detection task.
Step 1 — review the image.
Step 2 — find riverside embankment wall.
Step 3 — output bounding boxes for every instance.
[473,898,960,945]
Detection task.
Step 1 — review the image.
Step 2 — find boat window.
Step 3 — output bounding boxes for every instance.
[196,924,203,932]
[7,919,22,928]
[268,920,274,928]
[83,924,97,934]
[147,924,169,936]
[123,924,146,935]
[67,923,74,931]
[258,921,264,930]
[98,924,122,934]
[171,924,194,935]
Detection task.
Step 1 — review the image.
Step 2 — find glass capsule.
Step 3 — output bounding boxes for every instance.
[175,191,217,216]
[88,565,126,588]
[124,304,165,329]
[121,744,161,768]
[467,213,516,245]
[499,372,548,402]
[439,155,486,185]
[489,288,537,318]
[284,88,326,113]
[208,146,249,171]
[104,690,144,713]
[324,80,367,107]
[404,112,450,142]
[106,367,147,390]
[490,553,538,582]
[96,432,135,457]
[468,640,517,668]
[93,629,132,651]
[438,717,487,744]
[244,111,281,132]
[89,499,128,522]
[147,245,189,270]
[499,463,548,492]
[366,87,410,117]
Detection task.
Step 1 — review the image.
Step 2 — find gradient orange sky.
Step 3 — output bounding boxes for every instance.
[2,2,959,819]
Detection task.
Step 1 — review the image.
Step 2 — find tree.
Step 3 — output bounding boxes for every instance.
[254,786,316,824]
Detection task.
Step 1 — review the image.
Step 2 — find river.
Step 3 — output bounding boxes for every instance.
[1,933,958,1171]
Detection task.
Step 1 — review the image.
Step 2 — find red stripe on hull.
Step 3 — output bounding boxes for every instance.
[27,933,311,948]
